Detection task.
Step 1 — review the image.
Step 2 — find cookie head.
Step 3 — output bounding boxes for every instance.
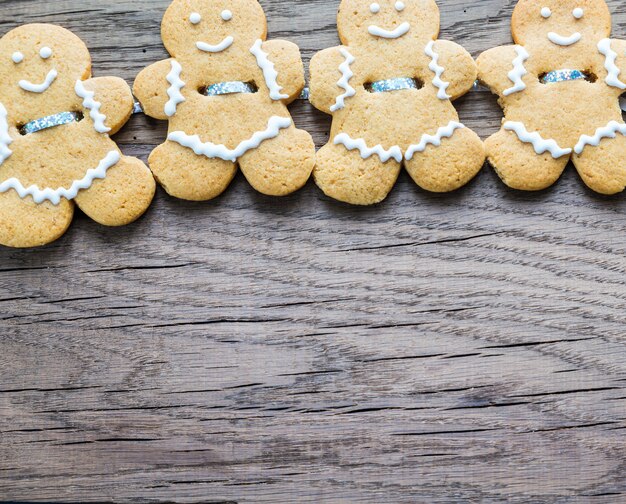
[0,24,90,106]
[512,0,611,48]
[162,0,267,58]
[337,0,439,48]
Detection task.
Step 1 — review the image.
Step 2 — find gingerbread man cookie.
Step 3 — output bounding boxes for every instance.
[309,0,485,205]
[0,24,156,248]
[478,0,626,194]
[134,0,315,201]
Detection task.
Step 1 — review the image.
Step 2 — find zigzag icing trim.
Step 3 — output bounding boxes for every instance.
[0,150,120,205]
[164,59,186,117]
[75,80,110,134]
[574,120,626,154]
[597,39,626,90]
[250,40,289,101]
[405,121,465,160]
[330,47,356,112]
[425,40,451,100]
[504,121,572,158]
[503,46,530,97]
[168,115,292,162]
[334,133,403,163]
[0,103,13,165]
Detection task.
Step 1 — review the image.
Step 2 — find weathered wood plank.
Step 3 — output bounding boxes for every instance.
[1,0,626,502]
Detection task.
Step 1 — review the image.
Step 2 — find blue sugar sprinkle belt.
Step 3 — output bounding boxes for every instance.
[542,69,587,84]
[205,81,256,97]
[370,78,419,93]
[20,111,81,135]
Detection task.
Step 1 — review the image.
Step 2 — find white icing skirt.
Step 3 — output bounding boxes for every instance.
[0,150,120,206]
[333,121,465,163]
[168,116,293,163]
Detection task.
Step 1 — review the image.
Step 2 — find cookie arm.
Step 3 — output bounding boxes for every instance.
[309,46,352,115]
[430,40,477,99]
[80,77,133,135]
[260,40,305,103]
[476,45,525,99]
[133,59,174,120]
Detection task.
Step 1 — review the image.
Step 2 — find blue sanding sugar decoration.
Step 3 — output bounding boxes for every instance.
[205,81,256,97]
[20,111,81,135]
[369,77,419,93]
[542,69,587,84]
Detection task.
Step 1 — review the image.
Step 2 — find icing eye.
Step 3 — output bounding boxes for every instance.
[573,7,584,19]
[541,7,551,18]
[39,47,52,59]
[370,3,380,14]
[221,10,233,21]
[12,51,23,64]
[189,12,202,24]
[395,1,405,11]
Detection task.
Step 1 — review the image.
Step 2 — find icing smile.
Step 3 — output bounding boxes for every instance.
[18,68,58,93]
[196,36,234,53]
[548,31,581,46]
[368,22,411,39]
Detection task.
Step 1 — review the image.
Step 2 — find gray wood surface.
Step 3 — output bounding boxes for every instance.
[1,0,626,502]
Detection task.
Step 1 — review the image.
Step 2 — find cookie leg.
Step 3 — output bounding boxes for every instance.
[313,142,402,205]
[0,191,74,248]
[404,127,485,192]
[149,140,237,201]
[572,135,626,195]
[238,126,315,196]
[485,128,570,191]
[74,155,156,226]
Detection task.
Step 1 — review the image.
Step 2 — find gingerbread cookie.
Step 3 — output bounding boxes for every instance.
[0,24,156,248]
[478,0,626,194]
[309,0,485,205]
[134,0,315,201]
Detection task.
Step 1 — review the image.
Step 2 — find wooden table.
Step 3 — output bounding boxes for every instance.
[1,0,625,502]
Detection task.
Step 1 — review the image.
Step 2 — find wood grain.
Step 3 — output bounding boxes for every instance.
[1,0,626,502]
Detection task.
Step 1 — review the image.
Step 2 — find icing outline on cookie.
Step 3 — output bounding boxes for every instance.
[197,36,234,53]
[597,39,626,89]
[330,47,356,112]
[164,59,186,117]
[75,80,111,134]
[168,115,292,162]
[405,121,465,160]
[0,150,121,205]
[547,31,581,47]
[334,121,466,163]
[19,68,58,93]
[334,133,403,163]
[574,120,626,154]
[368,22,410,39]
[0,103,13,164]
[425,40,451,100]
[503,45,529,96]
[504,121,572,158]
[250,39,289,101]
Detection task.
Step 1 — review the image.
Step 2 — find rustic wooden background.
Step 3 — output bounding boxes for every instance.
[1,0,626,502]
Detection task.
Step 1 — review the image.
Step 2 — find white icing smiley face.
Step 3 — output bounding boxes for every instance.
[368,1,411,39]
[540,6,585,47]
[12,45,58,93]
[190,10,235,53]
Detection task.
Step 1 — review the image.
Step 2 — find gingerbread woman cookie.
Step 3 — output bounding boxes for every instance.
[309,0,485,205]
[478,0,626,194]
[134,0,315,201]
[0,24,156,248]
